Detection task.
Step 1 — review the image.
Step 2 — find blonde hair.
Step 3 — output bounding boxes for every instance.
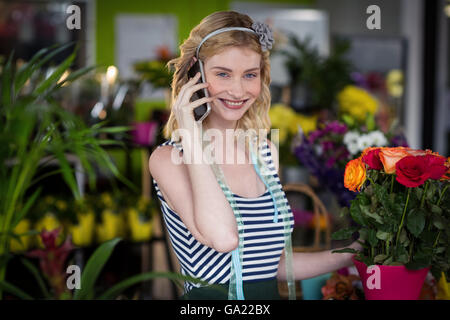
[163,11,272,146]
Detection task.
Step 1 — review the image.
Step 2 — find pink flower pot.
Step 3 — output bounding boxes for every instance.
[352,256,429,300]
[132,121,158,146]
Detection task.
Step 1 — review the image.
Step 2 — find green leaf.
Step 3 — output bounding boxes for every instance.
[399,228,410,246]
[1,50,14,107]
[376,231,391,241]
[14,42,73,94]
[11,188,42,229]
[406,208,426,237]
[350,201,366,226]
[367,229,378,247]
[73,238,121,300]
[331,226,359,241]
[55,65,97,88]
[20,258,52,299]
[363,207,384,224]
[374,254,388,264]
[366,113,376,131]
[331,248,358,254]
[0,280,33,300]
[432,215,445,230]
[34,48,77,95]
[430,204,442,215]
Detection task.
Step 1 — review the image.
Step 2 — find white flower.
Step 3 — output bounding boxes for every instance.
[367,130,388,147]
[347,142,360,155]
[357,134,374,152]
[314,145,323,156]
[343,130,359,146]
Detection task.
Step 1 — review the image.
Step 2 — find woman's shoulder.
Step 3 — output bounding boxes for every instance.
[149,139,184,177]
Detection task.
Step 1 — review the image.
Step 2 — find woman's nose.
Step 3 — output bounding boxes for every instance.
[227,78,245,99]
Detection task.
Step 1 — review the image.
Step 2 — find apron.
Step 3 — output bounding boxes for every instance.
[180,278,281,300]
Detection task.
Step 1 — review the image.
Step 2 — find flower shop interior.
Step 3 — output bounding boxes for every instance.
[0,0,449,301]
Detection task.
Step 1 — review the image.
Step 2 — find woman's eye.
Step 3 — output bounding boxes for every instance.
[245,73,257,79]
[217,72,229,77]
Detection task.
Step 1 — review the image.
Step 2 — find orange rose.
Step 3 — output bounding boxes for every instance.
[442,157,450,181]
[344,157,367,192]
[379,147,411,174]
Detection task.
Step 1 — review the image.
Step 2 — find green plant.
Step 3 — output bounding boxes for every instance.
[0,236,226,300]
[279,35,353,111]
[133,45,176,89]
[0,43,134,299]
[331,147,450,280]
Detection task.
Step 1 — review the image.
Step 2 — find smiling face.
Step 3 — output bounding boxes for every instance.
[202,46,262,125]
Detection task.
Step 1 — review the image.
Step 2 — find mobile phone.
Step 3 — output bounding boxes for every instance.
[187,59,211,122]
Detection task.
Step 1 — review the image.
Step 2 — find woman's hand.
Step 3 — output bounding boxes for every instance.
[172,72,215,135]
[349,239,364,252]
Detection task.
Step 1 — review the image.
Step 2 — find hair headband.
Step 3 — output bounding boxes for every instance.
[195,22,274,58]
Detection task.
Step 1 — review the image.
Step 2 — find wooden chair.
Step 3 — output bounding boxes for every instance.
[277,183,332,299]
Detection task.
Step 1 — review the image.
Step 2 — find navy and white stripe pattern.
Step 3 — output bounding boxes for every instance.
[152,138,294,293]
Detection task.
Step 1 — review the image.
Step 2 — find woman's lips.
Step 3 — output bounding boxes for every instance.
[219,98,248,109]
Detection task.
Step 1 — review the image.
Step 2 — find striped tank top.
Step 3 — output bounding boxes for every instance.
[152,138,294,293]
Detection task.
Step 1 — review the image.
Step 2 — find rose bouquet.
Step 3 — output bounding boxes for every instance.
[332,146,450,280]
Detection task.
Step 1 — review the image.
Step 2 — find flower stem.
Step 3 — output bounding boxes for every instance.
[395,188,411,248]
[437,184,448,206]
[420,181,429,208]
[433,230,441,248]
[390,175,395,194]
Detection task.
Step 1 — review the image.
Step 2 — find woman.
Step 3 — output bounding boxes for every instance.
[149,10,361,300]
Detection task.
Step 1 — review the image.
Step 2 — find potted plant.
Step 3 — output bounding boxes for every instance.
[0,229,224,300]
[279,35,353,113]
[0,43,133,299]
[331,146,449,300]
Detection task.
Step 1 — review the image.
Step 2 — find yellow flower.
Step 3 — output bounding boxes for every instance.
[55,200,67,212]
[127,208,153,242]
[44,196,55,205]
[96,209,123,243]
[137,197,150,212]
[101,193,114,208]
[291,113,317,135]
[436,272,450,300]
[269,104,297,130]
[34,213,64,248]
[386,69,404,98]
[337,85,378,122]
[9,219,32,253]
[270,104,317,143]
[69,210,95,247]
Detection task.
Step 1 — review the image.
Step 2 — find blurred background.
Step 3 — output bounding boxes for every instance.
[0,0,448,300]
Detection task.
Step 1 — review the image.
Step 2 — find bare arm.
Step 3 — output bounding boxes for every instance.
[149,135,238,253]
[181,134,239,252]
[277,241,362,281]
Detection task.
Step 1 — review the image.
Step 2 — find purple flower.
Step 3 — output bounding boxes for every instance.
[351,72,369,89]
[308,130,323,143]
[321,141,334,152]
[326,121,347,134]
[326,157,336,168]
